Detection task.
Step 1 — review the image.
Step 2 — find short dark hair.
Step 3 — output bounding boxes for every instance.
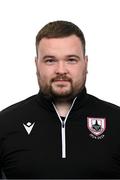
[36,20,86,56]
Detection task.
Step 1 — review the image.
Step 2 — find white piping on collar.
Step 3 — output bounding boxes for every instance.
[53,97,77,158]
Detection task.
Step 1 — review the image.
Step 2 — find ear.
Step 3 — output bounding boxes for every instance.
[85,55,88,73]
[85,55,88,63]
[35,57,39,74]
[35,56,38,67]
[35,56,37,64]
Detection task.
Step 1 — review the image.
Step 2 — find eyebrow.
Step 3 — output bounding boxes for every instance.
[43,55,80,60]
[66,55,80,59]
[43,55,55,60]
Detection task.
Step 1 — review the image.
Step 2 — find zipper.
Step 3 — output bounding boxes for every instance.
[53,97,77,158]
[61,121,66,158]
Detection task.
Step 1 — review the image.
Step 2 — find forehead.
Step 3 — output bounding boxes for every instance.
[38,35,83,56]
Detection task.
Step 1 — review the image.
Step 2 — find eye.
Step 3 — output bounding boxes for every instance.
[45,59,56,65]
[67,58,78,64]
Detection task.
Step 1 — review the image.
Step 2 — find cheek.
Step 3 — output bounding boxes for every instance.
[71,66,86,82]
[38,68,54,84]
[71,67,83,77]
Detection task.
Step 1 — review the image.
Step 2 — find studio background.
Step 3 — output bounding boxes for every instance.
[0,0,120,110]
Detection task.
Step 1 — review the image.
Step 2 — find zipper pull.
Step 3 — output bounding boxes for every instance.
[62,121,65,128]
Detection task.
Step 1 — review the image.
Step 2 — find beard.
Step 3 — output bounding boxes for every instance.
[37,71,86,101]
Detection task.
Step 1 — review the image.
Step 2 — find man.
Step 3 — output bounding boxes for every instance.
[0,20,120,179]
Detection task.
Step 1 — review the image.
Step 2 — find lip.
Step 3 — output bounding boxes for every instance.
[53,80,70,82]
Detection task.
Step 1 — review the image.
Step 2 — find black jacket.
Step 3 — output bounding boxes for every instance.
[0,88,120,179]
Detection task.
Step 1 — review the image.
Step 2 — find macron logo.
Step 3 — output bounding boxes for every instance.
[23,122,35,135]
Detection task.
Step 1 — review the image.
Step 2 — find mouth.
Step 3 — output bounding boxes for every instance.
[51,77,71,86]
[54,79,69,82]
[52,77,71,81]
[53,79,71,84]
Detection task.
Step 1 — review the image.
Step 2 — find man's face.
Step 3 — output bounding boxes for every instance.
[35,35,88,100]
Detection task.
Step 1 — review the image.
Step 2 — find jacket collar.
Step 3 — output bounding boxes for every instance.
[36,87,88,112]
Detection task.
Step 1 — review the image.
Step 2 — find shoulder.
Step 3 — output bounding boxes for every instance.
[0,94,38,120]
[0,93,40,138]
[87,93,120,113]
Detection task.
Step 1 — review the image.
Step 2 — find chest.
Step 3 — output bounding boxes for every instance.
[1,112,120,178]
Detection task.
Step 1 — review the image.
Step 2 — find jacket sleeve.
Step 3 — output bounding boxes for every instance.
[0,112,5,179]
[0,166,2,178]
[0,146,3,178]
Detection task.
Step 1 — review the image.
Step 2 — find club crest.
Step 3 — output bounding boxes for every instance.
[87,117,106,136]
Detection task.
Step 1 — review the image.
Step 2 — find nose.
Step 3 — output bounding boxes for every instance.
[55,61,68,74]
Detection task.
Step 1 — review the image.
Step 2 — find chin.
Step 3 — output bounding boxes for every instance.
[51,89,74,100]
[52,88,71,96]
[53,92,70,97]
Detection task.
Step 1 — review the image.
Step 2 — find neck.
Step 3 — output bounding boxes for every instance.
[54,100,72,117]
